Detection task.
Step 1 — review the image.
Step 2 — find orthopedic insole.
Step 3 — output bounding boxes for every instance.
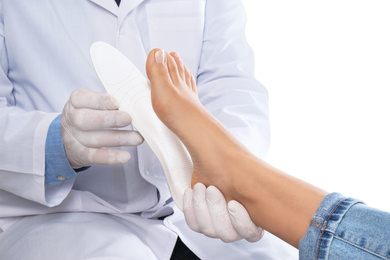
[90,42,192,211]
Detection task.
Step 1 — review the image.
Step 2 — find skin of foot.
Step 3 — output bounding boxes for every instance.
[147,48,268,243]
[146,48,251,200]
[146,48,328,248]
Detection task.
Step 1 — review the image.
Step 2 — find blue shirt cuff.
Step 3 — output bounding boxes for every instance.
[45,115,88,185]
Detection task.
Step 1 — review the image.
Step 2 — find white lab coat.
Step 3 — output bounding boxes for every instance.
[0,0,297,259]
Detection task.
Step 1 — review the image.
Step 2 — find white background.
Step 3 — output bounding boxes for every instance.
[242,1,390,211]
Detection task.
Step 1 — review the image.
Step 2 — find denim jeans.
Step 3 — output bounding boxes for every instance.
[299,193,390,259]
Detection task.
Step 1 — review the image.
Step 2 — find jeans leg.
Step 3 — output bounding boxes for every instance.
[299,193,390,260]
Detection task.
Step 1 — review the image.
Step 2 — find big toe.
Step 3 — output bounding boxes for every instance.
[146,49,172,88]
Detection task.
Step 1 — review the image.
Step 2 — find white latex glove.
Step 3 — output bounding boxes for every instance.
[61,88,144,168]
[183,183,264,243]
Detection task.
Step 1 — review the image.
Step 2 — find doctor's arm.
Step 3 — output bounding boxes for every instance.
[197,0,270,159]
[0,29,142,208]
[44,88,144,186]
[0,26,65,206]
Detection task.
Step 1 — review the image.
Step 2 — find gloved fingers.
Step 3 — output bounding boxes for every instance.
[205,186,242,242]
[70,108,132,130]
[192,183,218,238]
[183,188,201,232]
[69,88,120,110]
[69,147,131,168]
[61,89,139,168]
[74,130,144,148]
[227,200,264,243]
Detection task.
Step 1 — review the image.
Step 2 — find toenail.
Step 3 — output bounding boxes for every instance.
[155,49,166,64]
[172,52,180,59]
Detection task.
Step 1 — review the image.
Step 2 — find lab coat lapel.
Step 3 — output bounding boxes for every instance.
[118,0,145,24]
[89,0,119,16]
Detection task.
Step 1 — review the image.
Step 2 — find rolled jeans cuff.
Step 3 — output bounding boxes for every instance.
[299,192,362,259]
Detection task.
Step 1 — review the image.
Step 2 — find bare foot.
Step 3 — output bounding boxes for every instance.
[146,49,254,199]
[146,49,202,139]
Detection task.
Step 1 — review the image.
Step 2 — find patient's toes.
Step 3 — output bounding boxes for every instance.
[166,52,181,85]
[184,66,192,89]
[190,72,197,93]
[146,49,172,89]
[171,52,185,80]
[184,66,197,94]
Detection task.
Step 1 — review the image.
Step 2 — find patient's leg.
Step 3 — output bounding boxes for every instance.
[146,49,327,248]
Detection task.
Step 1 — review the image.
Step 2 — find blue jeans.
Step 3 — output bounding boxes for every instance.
[299,193,390,259]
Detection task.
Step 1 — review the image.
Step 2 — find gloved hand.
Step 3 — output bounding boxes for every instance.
[61,88,144,168]
[183,183,264,243]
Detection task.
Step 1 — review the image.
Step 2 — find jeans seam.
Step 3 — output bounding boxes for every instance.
[310,222,322,228]
[316,197,350,260]
[332,236,389,259]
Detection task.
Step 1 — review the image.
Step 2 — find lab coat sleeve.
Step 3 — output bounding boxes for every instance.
[197,0,270,159]
[0,12,74,207]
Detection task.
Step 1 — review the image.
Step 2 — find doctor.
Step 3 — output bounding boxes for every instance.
[0,0,296,259]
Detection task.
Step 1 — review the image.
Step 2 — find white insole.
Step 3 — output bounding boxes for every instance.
[90,42,192,211]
